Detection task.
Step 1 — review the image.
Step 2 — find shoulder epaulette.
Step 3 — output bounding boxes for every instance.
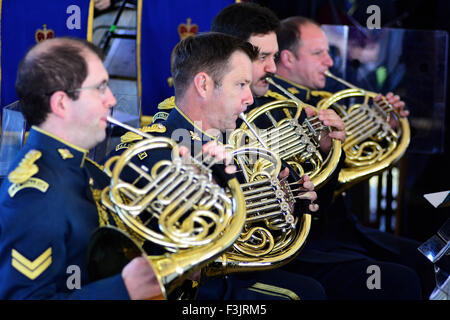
[310,90,333,98]
[120,131,143,144]
[157,96,175,110]
[120,123,167,144]
[265,90,288,101]
[7,149,49,197]
[8,150,42,184]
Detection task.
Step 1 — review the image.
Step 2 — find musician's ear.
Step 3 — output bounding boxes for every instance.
[49,91,70,119]
[280,49,296,67]
[193,72,213,99]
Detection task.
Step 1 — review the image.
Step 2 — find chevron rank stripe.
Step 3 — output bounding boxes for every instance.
[11,247,52,280]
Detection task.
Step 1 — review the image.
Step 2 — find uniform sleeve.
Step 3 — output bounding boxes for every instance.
[52,274,130,300]
[315,151,347,217]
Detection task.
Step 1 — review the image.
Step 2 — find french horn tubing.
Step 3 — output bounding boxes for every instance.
[230,77,342,190]
[87,116,246,299]
[204,113,311,276]
[317,71,410,191]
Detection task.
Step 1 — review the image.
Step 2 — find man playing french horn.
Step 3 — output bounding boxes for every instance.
[108,32,328,300]
[0,37,164,299]
[272,15,435,299]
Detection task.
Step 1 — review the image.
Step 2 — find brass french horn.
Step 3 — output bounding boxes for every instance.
[87,117,246,299]
[316,71,410,191]
[204,113,311,276]
[91,115,311,285]
[231,77,342,190]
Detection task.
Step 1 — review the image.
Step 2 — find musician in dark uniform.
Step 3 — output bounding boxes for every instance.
[209,2,425,299]
[0,37,163,299]
[107,32,328,300]
[269,14,434,298]
[273,15,435,299]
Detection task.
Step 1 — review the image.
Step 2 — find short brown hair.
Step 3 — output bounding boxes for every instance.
[277,16,320,58]
[15,37,104,126]
[171,32,258,99]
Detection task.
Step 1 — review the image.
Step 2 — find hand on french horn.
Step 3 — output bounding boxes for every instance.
[279,168,319,213]
[122,255,164,300]
[305,106,346,155]
[179,141,237,187]
[374,92,409,129]
[178,141,237,174]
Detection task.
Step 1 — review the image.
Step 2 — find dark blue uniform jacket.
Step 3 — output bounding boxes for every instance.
[0,127,129,299]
